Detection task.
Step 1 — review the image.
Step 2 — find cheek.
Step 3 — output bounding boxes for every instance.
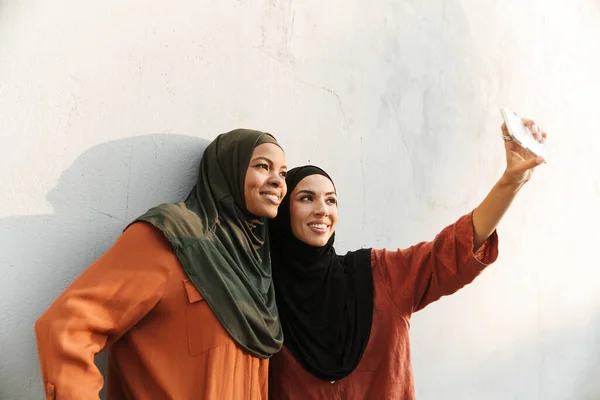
[243,170,254,193]
[243,172,263,211]
[330,210,339,229]
[244,172,262,194]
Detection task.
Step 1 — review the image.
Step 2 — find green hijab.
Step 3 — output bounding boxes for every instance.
[128,129,283,358]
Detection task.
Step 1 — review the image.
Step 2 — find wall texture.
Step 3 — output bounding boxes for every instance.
[1,1,599,399]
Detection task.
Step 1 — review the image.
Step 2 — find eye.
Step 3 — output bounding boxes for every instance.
[255,163,269,171]
[326,197,337,205]
[300,195,313,202]
[280,171,287,178]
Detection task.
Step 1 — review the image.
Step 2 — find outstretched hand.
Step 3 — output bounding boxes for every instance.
[500,118,547,187]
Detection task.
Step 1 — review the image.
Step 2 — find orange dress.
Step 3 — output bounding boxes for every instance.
[269,212,499,399]
[35,222,269,400]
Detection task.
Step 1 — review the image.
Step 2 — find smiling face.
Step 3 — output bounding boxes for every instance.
[288,174,338,247]
[243,143,287,218]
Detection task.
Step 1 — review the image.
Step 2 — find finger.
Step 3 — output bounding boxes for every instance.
[521,118,535,127]
[500,122,509,136]
[540,131,547,144]
[503,134,519,151]
[522,118,542,141]
[516,154,546,172]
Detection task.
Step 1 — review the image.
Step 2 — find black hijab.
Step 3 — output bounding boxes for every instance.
[269,166,374,381]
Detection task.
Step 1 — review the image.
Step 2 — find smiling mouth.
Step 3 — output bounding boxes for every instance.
[260,193,281,205]
[308,223,329,233]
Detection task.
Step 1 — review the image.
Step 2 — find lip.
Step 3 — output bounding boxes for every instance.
[260,191,281,205]
[307,220,330,234]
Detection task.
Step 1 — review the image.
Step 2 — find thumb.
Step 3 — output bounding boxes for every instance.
[516,155,545,172]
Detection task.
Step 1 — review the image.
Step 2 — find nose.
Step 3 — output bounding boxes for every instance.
[313,199,329,217]
[267,172,285,189]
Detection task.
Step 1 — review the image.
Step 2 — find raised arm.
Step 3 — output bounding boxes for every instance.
[472,117,547,250]
[374,115,546,314]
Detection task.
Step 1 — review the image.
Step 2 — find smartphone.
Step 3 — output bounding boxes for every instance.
[500,107,546,158]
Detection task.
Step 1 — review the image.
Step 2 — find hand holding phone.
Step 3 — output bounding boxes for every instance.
[500,108,546,158]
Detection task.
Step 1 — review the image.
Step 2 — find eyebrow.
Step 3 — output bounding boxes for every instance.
[296,190,336,196]
[251,156,287,170]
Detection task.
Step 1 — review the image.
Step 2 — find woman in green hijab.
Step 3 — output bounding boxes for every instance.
[35,129,288,400]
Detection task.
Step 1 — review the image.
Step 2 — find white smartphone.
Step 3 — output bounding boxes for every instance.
[500,107,546,158]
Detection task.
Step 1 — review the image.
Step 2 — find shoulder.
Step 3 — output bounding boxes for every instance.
[130,203,205,245]
[121,221,176,260]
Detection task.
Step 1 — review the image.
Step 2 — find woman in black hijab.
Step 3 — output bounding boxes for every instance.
[269,117,547,399]
[269,166,374,382]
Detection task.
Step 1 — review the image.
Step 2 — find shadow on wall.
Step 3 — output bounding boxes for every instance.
[0,134,210,400]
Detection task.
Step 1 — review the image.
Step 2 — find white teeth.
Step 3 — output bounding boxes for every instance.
[261,193,279,201]
[309,224,327,229]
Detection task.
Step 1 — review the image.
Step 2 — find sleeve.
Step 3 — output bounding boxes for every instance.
[371,211,499,315]
[34,222,172,399]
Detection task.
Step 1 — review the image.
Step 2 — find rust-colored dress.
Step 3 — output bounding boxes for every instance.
[269,212,499,400]
[35,222,269,400]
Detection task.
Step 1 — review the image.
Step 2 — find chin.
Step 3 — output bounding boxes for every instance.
[265,210,278,219]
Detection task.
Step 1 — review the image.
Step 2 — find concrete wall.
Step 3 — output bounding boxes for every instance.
[1,1,599,398]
